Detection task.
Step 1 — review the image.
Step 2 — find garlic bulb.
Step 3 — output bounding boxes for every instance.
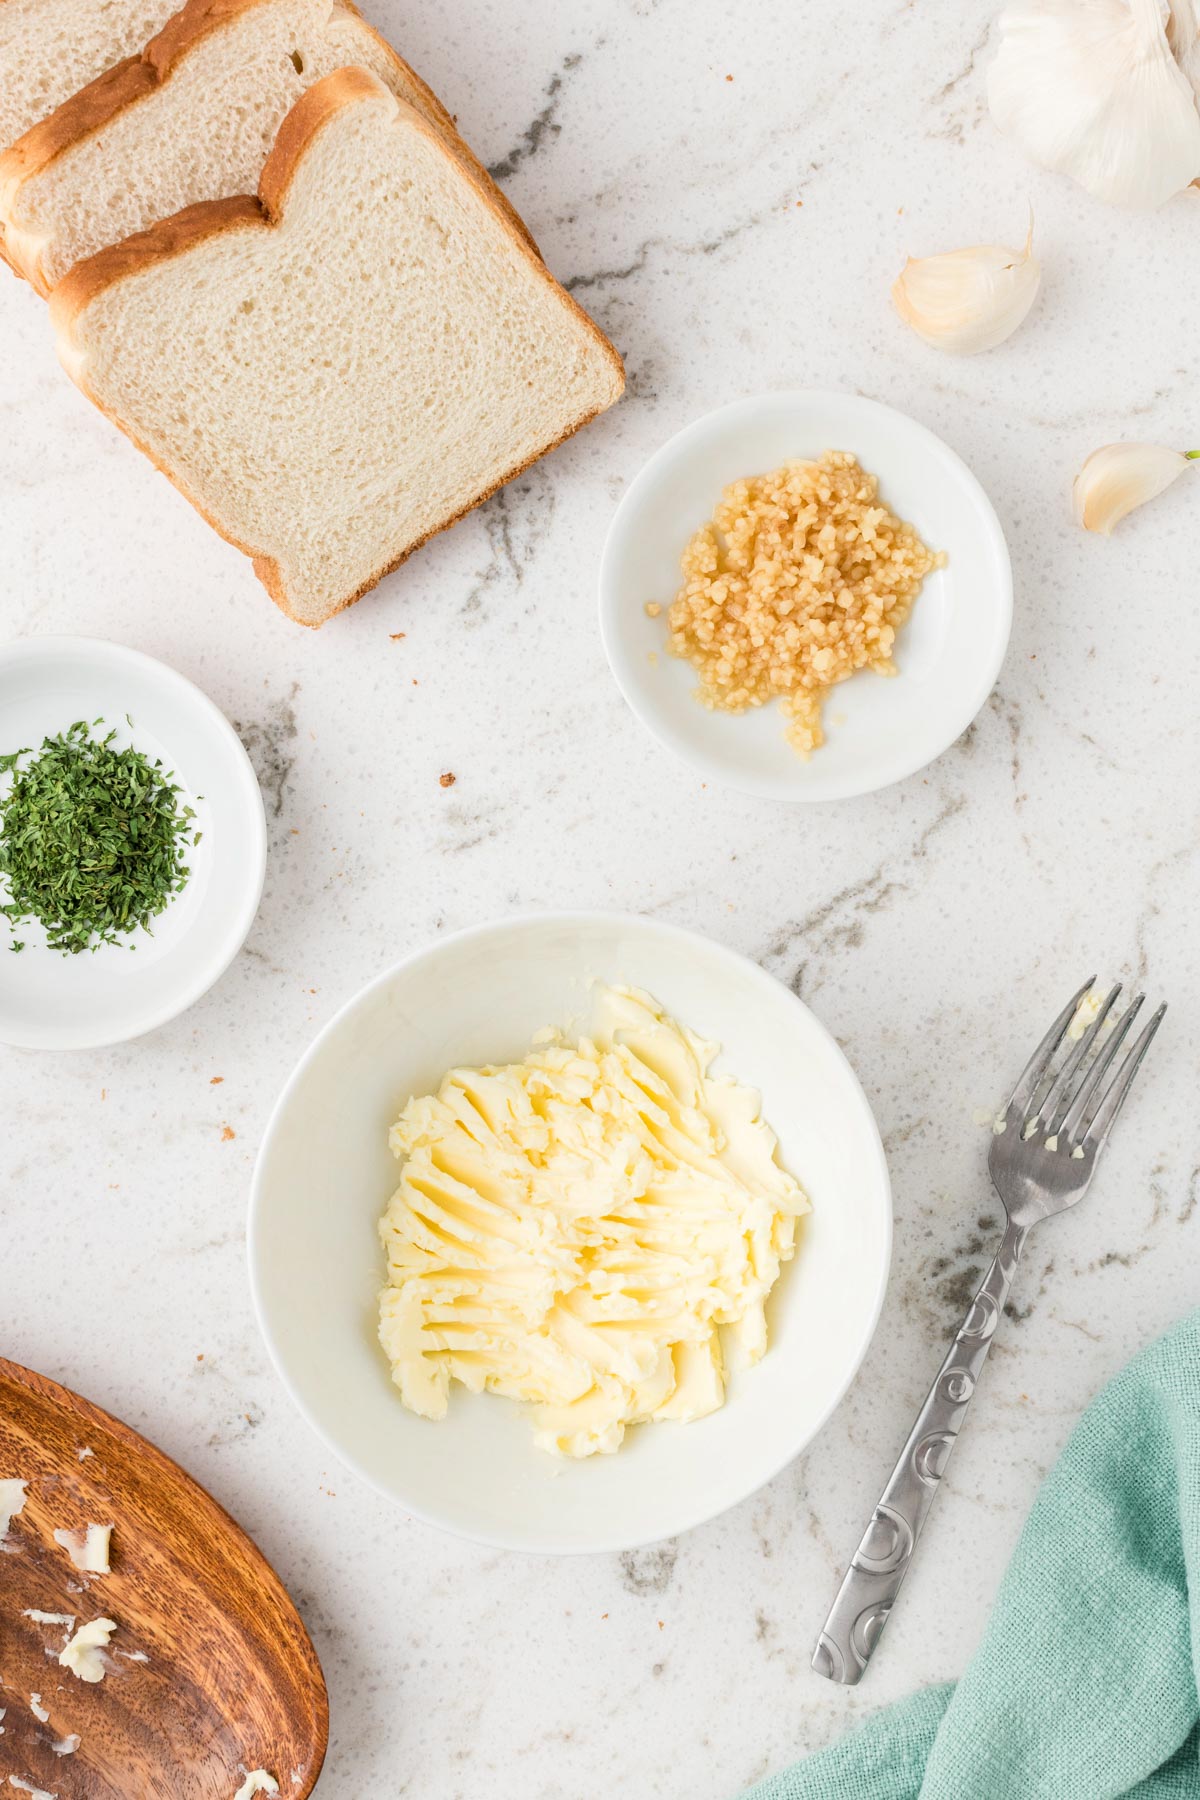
[1167,0,1200,90]
[1073,441,1199,532]
[988,0,1200,209]
[891,225,1040,354]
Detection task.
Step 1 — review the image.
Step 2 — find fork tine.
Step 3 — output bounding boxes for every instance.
[1040,982,1122,1130]
[1058,995,1144,1141]
[1004,974,1096,1120]
[1081,1004,1167,1152]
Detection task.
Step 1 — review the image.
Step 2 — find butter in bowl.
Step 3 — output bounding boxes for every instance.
[249,911,892,1554]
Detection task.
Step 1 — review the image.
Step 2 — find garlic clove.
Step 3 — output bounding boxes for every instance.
[1073,441,1198,533]
[988,0,1200,210]
[891,225,1040,354]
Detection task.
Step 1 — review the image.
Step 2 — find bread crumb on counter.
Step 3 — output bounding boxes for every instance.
[662,451,942,756]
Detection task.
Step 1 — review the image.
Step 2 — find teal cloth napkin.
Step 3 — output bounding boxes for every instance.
[745,1308,1200,1800]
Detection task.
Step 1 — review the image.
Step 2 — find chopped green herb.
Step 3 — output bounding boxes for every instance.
[0,719,195,955]
[9,940,24,954]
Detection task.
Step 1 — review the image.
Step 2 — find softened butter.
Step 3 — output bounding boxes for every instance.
[377,983,808,1457]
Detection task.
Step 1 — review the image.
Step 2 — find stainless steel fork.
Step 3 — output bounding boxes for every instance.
[813,975,1166,1686]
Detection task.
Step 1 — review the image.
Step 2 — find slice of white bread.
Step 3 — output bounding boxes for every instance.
[1,0,536,295]
[50,68,624,627]
[0,0,180,151]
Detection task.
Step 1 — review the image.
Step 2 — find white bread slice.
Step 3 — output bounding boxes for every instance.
[0,0,180,151]
[1,0,536,295]
[50,68,624,627]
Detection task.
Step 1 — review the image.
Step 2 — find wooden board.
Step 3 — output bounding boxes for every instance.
[0,1357,328,1798]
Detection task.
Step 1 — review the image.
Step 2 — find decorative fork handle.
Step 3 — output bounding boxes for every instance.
[813,1213,1027,1685]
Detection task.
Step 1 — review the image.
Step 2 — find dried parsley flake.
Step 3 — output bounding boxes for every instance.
[0,719,197,955]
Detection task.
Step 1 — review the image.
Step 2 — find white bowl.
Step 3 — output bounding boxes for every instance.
[0,636,266,1050]
[249,912,891,1553]
[599,390,1012,802]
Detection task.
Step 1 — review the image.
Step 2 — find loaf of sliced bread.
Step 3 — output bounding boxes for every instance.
[0,0,182,150]
[50,69,623,627]
[1,0,535,294]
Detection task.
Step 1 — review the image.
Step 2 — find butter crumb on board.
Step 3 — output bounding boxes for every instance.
[234,1773,279,1799]
[58,1617,117,1683]
[0,1479,28,1537]
[53,1522,112,1573]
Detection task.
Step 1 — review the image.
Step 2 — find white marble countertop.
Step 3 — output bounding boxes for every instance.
[3,0,1200,1793]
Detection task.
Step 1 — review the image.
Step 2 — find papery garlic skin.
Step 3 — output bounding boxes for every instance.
[1073,441,1198,533]
[1167,0,1200,92]
[989,0,1200,209]
[891,228,1040,354]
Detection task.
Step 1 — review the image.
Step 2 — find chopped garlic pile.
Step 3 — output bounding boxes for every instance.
[378,983,808,1457]
[662,454,942,756]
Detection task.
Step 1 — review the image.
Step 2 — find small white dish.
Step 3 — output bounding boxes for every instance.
[249,911,891,1554]
[0,636,265,1050]
[599,390,1013,802]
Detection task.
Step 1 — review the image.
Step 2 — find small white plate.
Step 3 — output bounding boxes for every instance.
[249,912,891,1554]
[0,636,265,1050]
[600,390,1012,802]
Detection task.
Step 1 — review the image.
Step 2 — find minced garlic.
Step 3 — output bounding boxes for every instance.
[377,984,807,1457]
[662,451,942,755]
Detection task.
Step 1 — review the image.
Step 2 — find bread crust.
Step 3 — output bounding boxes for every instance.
[51,68,623,628]
[52,194,264,321]
[1,0,537,294]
